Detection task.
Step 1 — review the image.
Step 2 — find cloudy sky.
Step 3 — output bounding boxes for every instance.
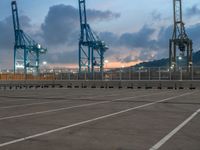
[0,0,200,69]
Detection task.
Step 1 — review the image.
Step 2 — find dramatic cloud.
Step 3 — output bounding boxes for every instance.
[0,16,13,49]
[0,4,120,68]
[119,25,156,48]
[1,3,200,69]
[0,15,33,68]
[41,5,79,45]
[116,53,140,63]
[39,4,120,65]
[98,25,159,62]
[41,4,120,45]
[46,50,78,64]
[151,11,162,21]
[188,23,200,50]
[99,26,158,57]
[99,32,119,46]
[0,15,37,49]
[99,22,200,63]
[87,9,120,21]
[186,5,200,17]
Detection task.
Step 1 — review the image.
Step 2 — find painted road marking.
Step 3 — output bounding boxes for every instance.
[0,92,126,109]
[0,92,194,147]
[149,107,200,150]
[0,91,169,121]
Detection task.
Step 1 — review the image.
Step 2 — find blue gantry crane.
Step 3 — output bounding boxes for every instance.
[169,0,193,71]
[11,0,47,75]
[78,0,108,73]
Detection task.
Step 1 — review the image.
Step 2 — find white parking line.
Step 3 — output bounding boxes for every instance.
[0,90,152,109]
[0,91,168,121]
[0,99,75,109]
[149,107,200,150]
[0,101,106,121]
[0,92,194,147]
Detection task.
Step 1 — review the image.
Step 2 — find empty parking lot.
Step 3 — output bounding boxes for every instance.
[0,88,199,150]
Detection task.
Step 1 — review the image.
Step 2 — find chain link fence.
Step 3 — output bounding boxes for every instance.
[0,67,200,80]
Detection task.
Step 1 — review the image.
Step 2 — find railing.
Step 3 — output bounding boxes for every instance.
[0,67,200,81]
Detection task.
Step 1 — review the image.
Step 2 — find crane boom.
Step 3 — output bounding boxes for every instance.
[11,1,47,75]
[78,0,108,73]
[169,0,193,72]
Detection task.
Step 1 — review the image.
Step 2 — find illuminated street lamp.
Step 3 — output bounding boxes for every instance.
[104,60,109,63]
[178,55,183,70]
[170,64,175,70]
[104,60,109,69]
[37,44,41,49]
[42,61,47,65]
[42,61,48,73]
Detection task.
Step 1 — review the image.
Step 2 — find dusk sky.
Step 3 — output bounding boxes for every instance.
[0,0,200,69]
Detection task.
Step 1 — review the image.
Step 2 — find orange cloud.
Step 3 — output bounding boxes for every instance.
[105,60,141,68]
[42,60,141,70]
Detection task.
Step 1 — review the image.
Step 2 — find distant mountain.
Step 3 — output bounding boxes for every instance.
[193,51,200,66]
[134,51,200,68]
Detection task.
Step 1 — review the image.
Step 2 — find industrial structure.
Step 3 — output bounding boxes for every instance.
[11,1,47,75]
[78,0,108,73]
[169,0,193,71]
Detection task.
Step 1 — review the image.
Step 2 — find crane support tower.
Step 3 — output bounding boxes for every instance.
[169,0,193,71]
[78,0,108,73]
[11,0,47,75]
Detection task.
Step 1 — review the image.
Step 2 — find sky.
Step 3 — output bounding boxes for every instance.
[0,0,200,69]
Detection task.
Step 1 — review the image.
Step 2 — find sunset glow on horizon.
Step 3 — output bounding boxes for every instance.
[0,0,200,69]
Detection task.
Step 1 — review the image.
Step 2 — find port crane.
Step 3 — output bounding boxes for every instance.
[11,0,47,75]
[78,0,108,73]
[169,0,193,71]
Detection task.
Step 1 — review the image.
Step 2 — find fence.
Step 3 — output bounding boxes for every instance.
[0,67,200,81]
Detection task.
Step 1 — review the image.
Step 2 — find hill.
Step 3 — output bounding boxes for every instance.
[134,51,200,68]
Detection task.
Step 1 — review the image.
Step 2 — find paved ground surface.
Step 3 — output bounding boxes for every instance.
[0,88,199,150]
